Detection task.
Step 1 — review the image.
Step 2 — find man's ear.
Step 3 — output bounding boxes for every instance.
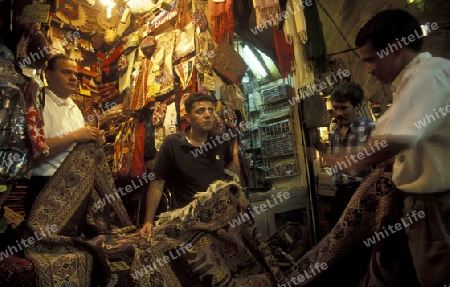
[355,103,361,113]
[185,114,191,123]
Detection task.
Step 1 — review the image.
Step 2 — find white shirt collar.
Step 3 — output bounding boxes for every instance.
[46,88,74,108]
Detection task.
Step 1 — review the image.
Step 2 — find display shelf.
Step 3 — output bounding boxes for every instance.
[260,95,289,105]
[262,152,294,159]
[260,131,291,138]
[260,84,290,104]
[266,173,300,179]
[260,111,290,123]
[245,81,313,241]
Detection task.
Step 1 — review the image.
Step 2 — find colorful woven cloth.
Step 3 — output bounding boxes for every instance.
[130,181,277,286]
[278,162,420,286]
[207,0,234,43]
[21,144,417,286]
[25,143,134,286]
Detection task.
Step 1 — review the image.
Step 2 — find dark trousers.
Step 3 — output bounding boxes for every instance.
[24,176,51,217]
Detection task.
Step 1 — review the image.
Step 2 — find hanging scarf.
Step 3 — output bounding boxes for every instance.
[273,27,295,78]
[282,0,307,44]
[282,2,314,90]
[252,0,281,28]
[208,0,234,44]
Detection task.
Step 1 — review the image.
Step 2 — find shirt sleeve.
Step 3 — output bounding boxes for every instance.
[367,121,376,139]
[373,68,450,144]
[73,106,85,129]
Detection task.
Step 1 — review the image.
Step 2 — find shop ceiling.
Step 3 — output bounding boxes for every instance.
[42,0,281,83]
[23,0,448,117]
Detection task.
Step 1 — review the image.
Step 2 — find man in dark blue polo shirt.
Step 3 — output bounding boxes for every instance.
[139,93,234,237]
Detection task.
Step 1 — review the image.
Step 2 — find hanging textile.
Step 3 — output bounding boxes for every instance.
[282,1,314,90]
[130,119,146,178]
[182,60,198,129]
[122,60,143,112]
[192,8,209,33]
[273,27,295,78]
[113,118,136,176]
[163,102,178,136]
[174,56,195,90]
[303,1,328,74]
[145,31,177,102]
[118,49,137,94]
[219,84,246,115]
[143,109,156,160]
[218,103,237,129]
[302,92,331,128]
[283,0,307,44]
[55,0,86,27]
[23,77,49,160]
[152,102,168,127]
[173,23,195,61]
[0,84,31,182]
[175,0,191,29]
[252,0,281,28]
[210,43,246,84]
[207,0,234,44]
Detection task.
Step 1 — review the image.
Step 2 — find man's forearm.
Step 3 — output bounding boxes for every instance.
[46,134,77,156]
[143,180,165,224]
[332,137,408,173]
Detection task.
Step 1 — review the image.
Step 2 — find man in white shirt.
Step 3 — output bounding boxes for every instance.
[25,55,105,214]
[343,9,450,287]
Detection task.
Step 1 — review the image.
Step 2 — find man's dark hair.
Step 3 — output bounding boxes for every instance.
[331,82,364,107]
[45,54,73,72]
[184,93,217,114]
[355,9,423,52]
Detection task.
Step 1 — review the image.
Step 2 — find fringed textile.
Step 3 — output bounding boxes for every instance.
[208,0,234,44]
[253,0,281,28]
[273,27,295,78]
[282,0,307,44]
[282,2,314,90]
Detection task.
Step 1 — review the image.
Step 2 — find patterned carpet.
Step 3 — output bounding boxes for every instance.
[19,143,419,286]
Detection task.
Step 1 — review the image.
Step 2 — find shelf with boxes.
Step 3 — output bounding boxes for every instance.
[257,85,301,183]
[245,81,312,241]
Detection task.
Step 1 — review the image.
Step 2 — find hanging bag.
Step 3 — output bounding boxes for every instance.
[0,84,32,182]
[25,82,49,159]
[0,47,31,183]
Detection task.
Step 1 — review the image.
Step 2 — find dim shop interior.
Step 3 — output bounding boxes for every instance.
[0,0,449,285]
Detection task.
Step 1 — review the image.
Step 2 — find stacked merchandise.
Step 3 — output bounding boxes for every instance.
[261,84,289,102]
[261,133,294,157]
